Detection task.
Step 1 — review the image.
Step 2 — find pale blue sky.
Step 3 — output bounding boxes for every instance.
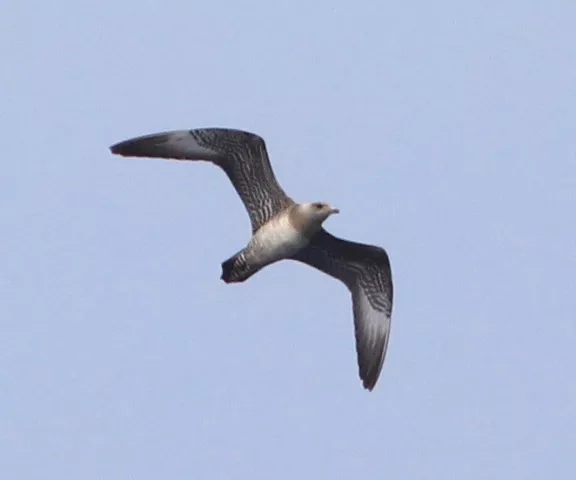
[2,1,575,478]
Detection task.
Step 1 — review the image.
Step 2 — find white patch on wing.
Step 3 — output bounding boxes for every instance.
[156,131,223,160]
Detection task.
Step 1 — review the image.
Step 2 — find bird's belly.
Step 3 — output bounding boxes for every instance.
[250,228,308,266]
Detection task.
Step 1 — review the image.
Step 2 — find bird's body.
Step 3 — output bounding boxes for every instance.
[221,207,309,283]
[110,128,393,391]
[222,203,340,283]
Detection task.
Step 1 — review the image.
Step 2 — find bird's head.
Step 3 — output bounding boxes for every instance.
[292,202,339,236]
[303,202,340,221]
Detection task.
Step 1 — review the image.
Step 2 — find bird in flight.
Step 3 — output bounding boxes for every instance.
[110,128,393,391]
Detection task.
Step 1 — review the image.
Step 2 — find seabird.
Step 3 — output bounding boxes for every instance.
[110,128,393,391]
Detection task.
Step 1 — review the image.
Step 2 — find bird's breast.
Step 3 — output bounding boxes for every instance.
[249,220,309,264]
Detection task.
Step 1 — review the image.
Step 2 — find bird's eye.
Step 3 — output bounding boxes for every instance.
[314,203,323,209]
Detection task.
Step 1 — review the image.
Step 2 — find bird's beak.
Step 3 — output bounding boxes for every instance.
[330,207,340,214]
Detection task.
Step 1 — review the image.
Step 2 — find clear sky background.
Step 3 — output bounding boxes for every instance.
[2,1,575,478]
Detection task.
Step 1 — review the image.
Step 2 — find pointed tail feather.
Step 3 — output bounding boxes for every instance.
[220,255,238,283]
[220,251,257,283]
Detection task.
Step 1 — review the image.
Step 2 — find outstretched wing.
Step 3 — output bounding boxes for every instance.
[110,128,294,231]
[291,229,393,391]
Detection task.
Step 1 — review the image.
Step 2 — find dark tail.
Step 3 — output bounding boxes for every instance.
[220,251,254,283]
[220,255,238,283]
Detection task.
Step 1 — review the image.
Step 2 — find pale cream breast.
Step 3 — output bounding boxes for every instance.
[248,209,309,265]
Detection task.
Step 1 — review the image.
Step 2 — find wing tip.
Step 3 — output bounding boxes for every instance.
[109,141,127,156]
[360,368,381,391]
[109,137,153,157]
[108,132,178,158]
[362,380,377,391]
[358,339,389,392]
